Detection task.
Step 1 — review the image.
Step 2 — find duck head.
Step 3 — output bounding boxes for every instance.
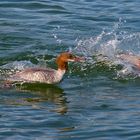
[56,52,85,70]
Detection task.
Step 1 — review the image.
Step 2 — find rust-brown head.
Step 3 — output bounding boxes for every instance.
[56,52,85,70]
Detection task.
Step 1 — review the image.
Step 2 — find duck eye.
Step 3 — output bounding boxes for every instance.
[69,54,73,59]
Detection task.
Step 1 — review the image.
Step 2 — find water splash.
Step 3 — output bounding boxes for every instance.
[73,20,140,79]
[1,61,36,70]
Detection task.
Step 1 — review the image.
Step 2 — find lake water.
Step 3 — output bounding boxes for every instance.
[0,0,140,139]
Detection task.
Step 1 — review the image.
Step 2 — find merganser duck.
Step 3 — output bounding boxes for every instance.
[7,52,85,84]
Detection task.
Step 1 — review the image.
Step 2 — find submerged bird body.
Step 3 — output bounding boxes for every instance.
[118,54,140,69]
[7,52,84,84]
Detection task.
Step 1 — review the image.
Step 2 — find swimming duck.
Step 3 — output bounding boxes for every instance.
[7,52,85,84]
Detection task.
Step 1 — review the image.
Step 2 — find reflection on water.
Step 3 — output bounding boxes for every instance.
[1,83,68,115]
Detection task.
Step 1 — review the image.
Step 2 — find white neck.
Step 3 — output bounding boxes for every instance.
[54,69,66,83]
[57,69,66,76]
